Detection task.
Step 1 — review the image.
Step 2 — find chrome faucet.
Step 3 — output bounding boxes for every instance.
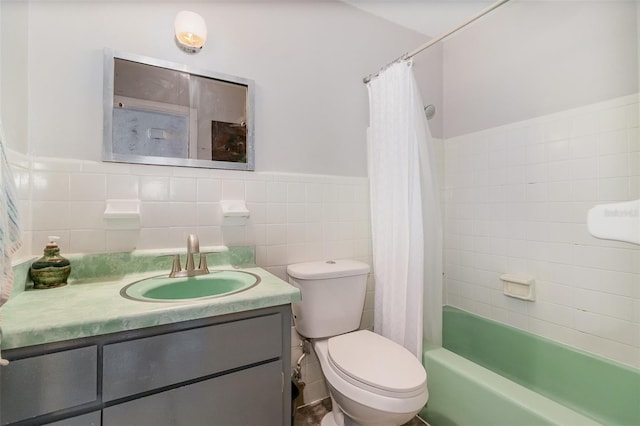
[185,234,199,271]
[168,234,210,278]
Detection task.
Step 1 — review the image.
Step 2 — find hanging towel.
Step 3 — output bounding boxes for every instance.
[0,123,23,366]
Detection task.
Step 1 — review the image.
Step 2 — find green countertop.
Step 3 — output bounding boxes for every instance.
[1,265,300,350]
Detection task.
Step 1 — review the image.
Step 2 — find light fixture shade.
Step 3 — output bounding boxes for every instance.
[174,11,207,53]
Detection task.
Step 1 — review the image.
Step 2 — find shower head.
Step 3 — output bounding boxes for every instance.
[424,104,436,120]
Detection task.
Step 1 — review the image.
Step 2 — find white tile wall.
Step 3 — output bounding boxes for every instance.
[13,160,373,273]
[444,94,640,368]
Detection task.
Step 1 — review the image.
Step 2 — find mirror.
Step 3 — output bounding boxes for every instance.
[103,49,255,170]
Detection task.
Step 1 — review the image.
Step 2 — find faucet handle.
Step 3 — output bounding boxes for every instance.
[169,254,182,278]
[158,253,183,278]
[198,253,210,274]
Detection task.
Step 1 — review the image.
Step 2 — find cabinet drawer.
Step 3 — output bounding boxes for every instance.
[103,360,283,426]
[0,346,98,425]
[102,313,282,401]
[44,411,101,426]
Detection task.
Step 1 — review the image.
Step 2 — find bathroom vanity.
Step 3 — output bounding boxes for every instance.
[0,256,299,426]
[1,306,289,426]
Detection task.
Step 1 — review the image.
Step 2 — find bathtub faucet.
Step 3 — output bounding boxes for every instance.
[168,234,211,278]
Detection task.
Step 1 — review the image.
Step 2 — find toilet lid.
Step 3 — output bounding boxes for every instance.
[327,330,427,394]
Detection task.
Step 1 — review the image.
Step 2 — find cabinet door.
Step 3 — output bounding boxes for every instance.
[103,313,282,401]
[0,346,97,425]
[103,360,283,426]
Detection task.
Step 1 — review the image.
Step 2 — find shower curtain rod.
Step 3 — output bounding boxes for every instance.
[362,0,512,84]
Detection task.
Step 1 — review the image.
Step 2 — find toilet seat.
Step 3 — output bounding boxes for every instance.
[327,330,427,398]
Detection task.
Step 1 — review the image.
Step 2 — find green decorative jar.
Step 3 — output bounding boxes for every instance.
[30,236,71,289]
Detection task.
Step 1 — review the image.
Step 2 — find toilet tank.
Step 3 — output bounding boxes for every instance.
[287,260,370,339]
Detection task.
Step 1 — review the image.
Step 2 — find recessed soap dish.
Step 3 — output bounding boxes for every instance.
[104,199,140,230]
[500,274,535,301]
[221,200,250,226]
[221,200,250,217]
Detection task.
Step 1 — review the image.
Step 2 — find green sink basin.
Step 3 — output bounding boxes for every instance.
[121,270,260,302]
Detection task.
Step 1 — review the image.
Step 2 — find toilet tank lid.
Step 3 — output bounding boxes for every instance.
[287,260,370,279]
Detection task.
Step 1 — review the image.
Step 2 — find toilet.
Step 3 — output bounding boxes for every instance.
[287,260,428,426]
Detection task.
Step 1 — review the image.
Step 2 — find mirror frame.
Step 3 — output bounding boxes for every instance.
[103,48,255,170]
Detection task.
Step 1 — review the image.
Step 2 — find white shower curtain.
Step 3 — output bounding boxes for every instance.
[367,59,443,359]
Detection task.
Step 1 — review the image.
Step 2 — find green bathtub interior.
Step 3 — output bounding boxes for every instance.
[421,306,640,426]
[420,342,601,426]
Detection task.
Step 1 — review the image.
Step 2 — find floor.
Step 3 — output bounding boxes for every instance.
[293,398,428,426]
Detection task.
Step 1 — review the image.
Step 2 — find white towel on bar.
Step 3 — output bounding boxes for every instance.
[0,122,23,366]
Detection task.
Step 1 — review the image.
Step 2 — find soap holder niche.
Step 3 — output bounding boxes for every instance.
[221,200,250,226]
[500,274,535,301]
[104,199,140,230]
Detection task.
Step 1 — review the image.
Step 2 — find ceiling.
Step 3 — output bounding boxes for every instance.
[341,0,493,37]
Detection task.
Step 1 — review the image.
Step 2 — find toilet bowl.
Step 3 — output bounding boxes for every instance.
[287,260,429,426]
[314,331,428,426]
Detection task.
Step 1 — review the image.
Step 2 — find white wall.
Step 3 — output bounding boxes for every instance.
[0,0,437,266]
[441,1,640,369]
[443,1,638,138]
[0,1,28,153]
[1,0,435,405]
[413,44,444,138]
[444,94,640,368]
[22,1,428,177]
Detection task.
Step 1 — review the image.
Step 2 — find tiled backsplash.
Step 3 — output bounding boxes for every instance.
[10,156,372,279]
[444,94,640,368]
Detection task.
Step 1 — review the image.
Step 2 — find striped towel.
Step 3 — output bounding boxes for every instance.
[0,123,22,366]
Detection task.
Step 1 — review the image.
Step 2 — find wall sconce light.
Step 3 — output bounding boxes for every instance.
[174,11,207,54]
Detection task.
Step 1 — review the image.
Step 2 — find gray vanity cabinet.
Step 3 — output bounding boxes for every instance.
[0,305,291,426]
